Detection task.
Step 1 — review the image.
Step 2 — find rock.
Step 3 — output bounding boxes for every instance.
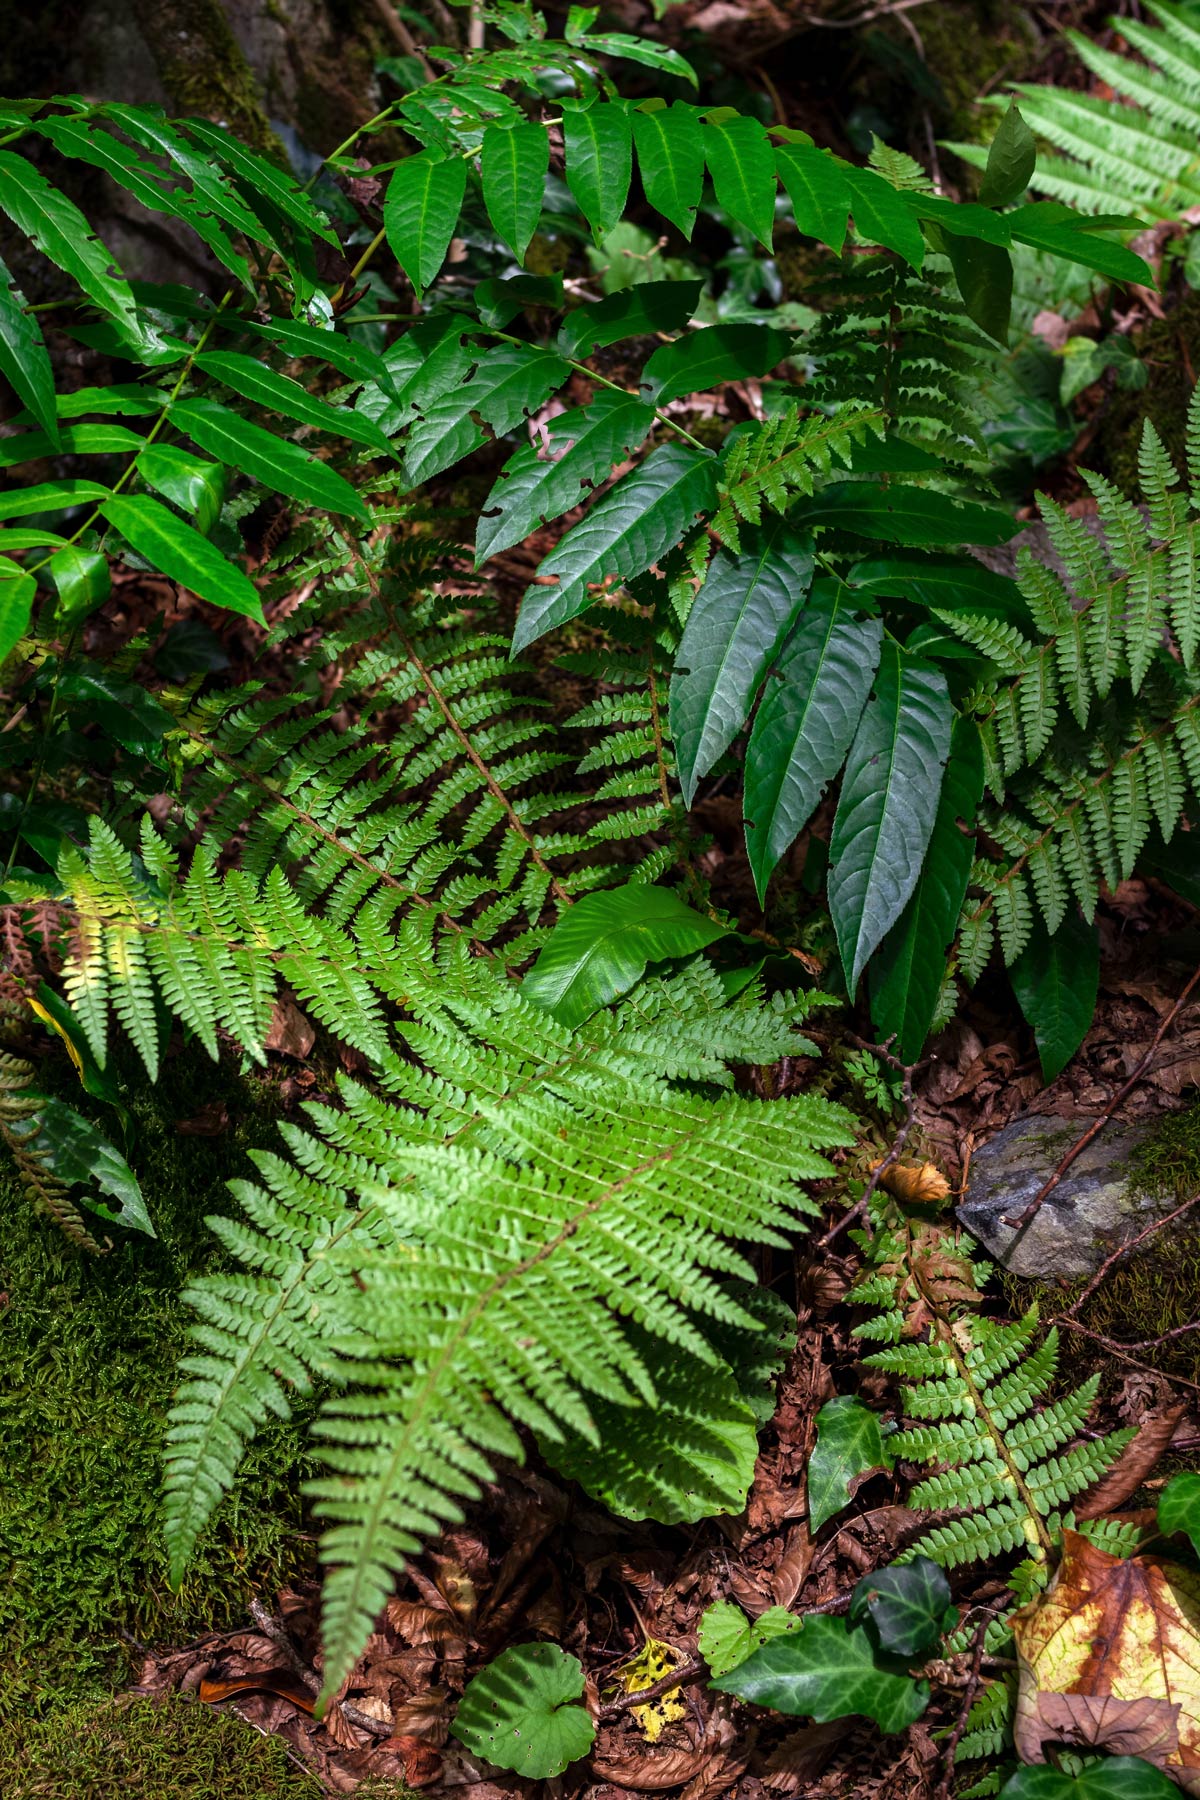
[957,1114,1173,1279]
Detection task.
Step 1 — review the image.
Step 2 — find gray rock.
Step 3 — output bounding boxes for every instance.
[957,1114,1172,1279]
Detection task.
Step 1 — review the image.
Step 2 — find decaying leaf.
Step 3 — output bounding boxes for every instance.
[608,1637,687,1741]
[1012,1530,1200,1793]
[869,1218,981,1337]
[872,1159,952,1206]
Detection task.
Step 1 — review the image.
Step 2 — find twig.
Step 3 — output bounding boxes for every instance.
[598,1657,707,1720]
[247,1599,391,1738]
[935,1614,990,1800]
[1056,1317,1200,1395]
[1002,959,1200,1232]
[1065,1187,1200,1316]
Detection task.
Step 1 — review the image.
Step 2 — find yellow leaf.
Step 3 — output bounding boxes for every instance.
[27,995,85,1083]
[608,1637,686,1742]
[872,1158,951,1206]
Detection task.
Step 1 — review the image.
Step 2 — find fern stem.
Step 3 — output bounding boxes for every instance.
[646,647,673,815]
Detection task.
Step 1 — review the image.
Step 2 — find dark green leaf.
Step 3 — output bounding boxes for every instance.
[642,322,791,407]
[848,1557,952,1659]
[711,1614,929,1733]
[523,883,728,1026]
[0,149,146,349]
[180,118,337,243]
[1158,1472,1200,1556]
[829,644,953,992]
[998,1761,1179,1800]
[0,251,58,445]
[99,493,265,623]
[703,115,776,250]
[452,1644,594,1780]
[32,1096,155,1236]
[843,167,926,268]
[944,234,1013,345]
[1010,910,1099,1083]
[383,151,468,295]
[1008,204,1152,287]
[48,546,111,627]
[0,555,35,660]
[102,105,282,247]
[847,552,1030,628]
[775,141,850,252]
[807,1395,892,1534]
[57,663,175,763]
[513,442,718,649]
[633,105,705,238]
[170,397,369,522]
[799,483,1018,547]
[194,351,394,454]
[480,121,548,263]
[563,102,633,242]
[672,521,814,805]
[576,32,698,85]
[558,278,703,359]
[475,273,564,328]
[137,445,227,534]
[0,421,144,466]
[744,595,882,902]
[400,342,569,488]
[239,317,392,389]
[978,102,1037,208]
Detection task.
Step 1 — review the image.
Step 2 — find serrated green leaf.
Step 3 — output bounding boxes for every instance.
[633,105,705,238]
[744,595,882,903]
[843,167,926,268]
[945,234,1013,346]
[1158,1473,1200,1557]
[978,102,1037,209]
[848,1557,952,1659]
[452,1643,594,1779]
[47,545,111,627]
[775,141,850,252]
[480,121,548,263]
[523,883,728,1026]
[513,442,718,649]
[383,150,468,294]
[711,1613,929,1733]
[829,645,953,992]
[699,1601,802,1679]
[32,1096,155,1236]
[0,251,57,445]
[558,277,703,359]
[672,521,814,806]
[576,32,698,85]
[136,445,227,534]
[799,483,1018,547]
[0,149,146,350]
[642,321,791,407]
[400,342,568,488]
[703,115,776,249]
[99,493,265,623]
[808,1395,892,1533]
[563,102,633,241]
[194,351,394,454]
[0,555,35,660]
[869,715,985,1062]
[1010,910,1099,1082]
[170,397,368,522]
[998,1761,1179,1800]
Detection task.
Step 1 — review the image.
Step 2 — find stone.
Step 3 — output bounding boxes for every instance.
[956,1113,1173,1279]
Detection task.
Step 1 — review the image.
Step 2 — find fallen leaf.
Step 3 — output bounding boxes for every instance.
[608,1637,687,1741]
[590,1747,710,1789]
[199,1668,315,1713]
[873,1159,951,1206]
[265,994,316,1059]
[379,1733,444,1787]
[1075,1407,1187,1520]
[762,1719,852,1791]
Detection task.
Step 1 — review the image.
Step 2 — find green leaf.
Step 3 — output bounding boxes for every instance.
[0,479,109,519]
[194,352,394,455]
[843,167,926,268]
[829,645,953,992]
[558,277,703,359]
[0,421,144,467]
[0,251,58,445]
[0,555,35,660]
[944,234,1013,346]
[711,1614,929,1733]
[179,118,338,244]
[47,546,111,628]
[513,442,718,649]
[99,493,265,624]
[847,552,1029,628]
[633,105,705,238]
[1008,204,1152,287]
[998,1761,1179,1800]
[523,884,728,1026]
[383,151,468,295]
[799,483,1018,547]
[807,1395,892,1534]
[400,343,569,489]
[978,102,1037,209]
[170,397,369,522]
[480,121,548,263]
[0,150,146,350]
[563,102,633,242]
[642,322,792,407]
[1158,1473,1200,1556]
[475,272,564,328]
[576,32,698,86]
[848,1557,952,1659]
[1010,910,1099,1083]
[57,664,175,763]
[703,115,776,250]
[97,105,272,248]
[238,317,393,389]
[452,1643,595,1779]
[775,142,850,253]
[869,716,986,1062]
[136,445,227,534]
[476,391,655,564]
[699,1601,802,1680]
[30,1096,155,1236]
[672,521,814,806]
[744,595,883,903]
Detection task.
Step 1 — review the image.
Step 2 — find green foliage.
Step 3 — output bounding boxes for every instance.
[806,1393,893,1533]
[847,1557,954,1659]
[998,1761,1179,1800]
[710,1611,930,1733]
[1158,1470,1200,1554]
[698,1600,802,1679]
[451,1643,594,1778]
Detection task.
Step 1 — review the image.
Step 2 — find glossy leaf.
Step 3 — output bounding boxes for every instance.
[699,1601,801,1680]
[480,121,548,263]
[633,105,705,238]
[828,645,953,992]
[1158,1474,1200,1557]
[0,420,144,466]
[194,351,394,454]
[703,115,776,249]
[383,150,468,295]
[642,322,792,407]
[799,483,1018,547]
[848,1557,952,1659]
[672,521,814,806]
[558,277,703,359]
[0,250,58,444]
[711,1614,929,1733]
[576,32,698,85]
[998,1761,1179,1800]
[523,883,728,1026]
[978,102,1037,208]
[775,141,850,252]
[137,445,227,534]
[847,551,1029,627]
[563,102,633,241]
[180,118,338,244]
[48,545,111,627]
[99,493,265,623]
[239,317,392,389]
[452,1643,594,1779]
[33,1096,155,1236]
[808,1395,892,1534]
[0,149,146,349]
[744,595,882,902]
[0,479,109,519]
[170,397,369,522]
[0,555,35,660]
[401,342,569,488]
[513,442,718,649]
[843,167,926,268]
[1010,910,1099,1082]
[1008,204,1152,287]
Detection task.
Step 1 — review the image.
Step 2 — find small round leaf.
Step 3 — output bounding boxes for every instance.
[452,1643,595,1779]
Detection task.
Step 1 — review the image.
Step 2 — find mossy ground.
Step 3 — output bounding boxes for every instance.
[1,1035,316,1783]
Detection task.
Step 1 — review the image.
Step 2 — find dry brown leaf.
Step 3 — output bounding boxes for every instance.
[1075,1405,1187,1520]
[872,1159,951,1206]
[762,1720,852,1791]
[384,1599,464,1650]
[198,1668,314,1713]
[265,994,316,1059]
[590,1747,710,1789]
[378,1733,444,1787]
[1012,1530,1200,1793]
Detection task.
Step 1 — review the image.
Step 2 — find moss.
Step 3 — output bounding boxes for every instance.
[1094,288,1200,495]
[4,1696,318,1800]
[858,0,1037,152]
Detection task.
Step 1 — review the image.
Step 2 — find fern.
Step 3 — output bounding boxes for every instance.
[0,1051,103,1253]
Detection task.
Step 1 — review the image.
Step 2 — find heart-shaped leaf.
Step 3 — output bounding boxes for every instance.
[452,1643,594,1779]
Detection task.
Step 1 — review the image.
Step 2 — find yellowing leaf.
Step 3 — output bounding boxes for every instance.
[27,994,85,1081]
[609,1637,686,1742]
[1012,1530,1200,1794]
[873,1158,952,1206]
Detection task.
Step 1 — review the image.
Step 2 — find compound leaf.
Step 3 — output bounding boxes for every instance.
[703,115,775,249]
[633,104,705,238]
[0,250,57,444]
[642,321,791,407]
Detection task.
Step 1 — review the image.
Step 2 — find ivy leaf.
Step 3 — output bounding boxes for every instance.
[476,391,655,564]
[944,233,1013,346]
[642,322,792,407]
[807,1395,892,1534]
[843,167,926,268]
[848,1557,953,1660]
[194,351,394,454]
[672,521,814,806]
[1010,910,1099,1082]
[383,150,468,295]
[32,1096,155,1236]
[744,594,883,903]
[170,397,369,522]
[523,883,728,1026]
[829,644,953,993]
[711,1614,929,1733]
[47,545,111,628]
[869,715,986,1063]
[799,482,1018,547]
[1158,1473,1200,1556]
[775,141,850,253]
[0,150,147,351]
[563,101,633,242]
[136,445,227,535]
[978,102,1037,208]
[633,105,705,238]
[480,121,549,264]
[558,278,703,359]
[703,115,776,249]
[99,493,265,624]
[452,1643,595,1780]
[699,1601,802,1680]
[999,1763,1179,1800]
[0,555,35,661]
[513,442,718,649]
[0,251,58,445]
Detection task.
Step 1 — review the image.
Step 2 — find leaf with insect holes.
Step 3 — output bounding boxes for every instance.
[0,149,148,350]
